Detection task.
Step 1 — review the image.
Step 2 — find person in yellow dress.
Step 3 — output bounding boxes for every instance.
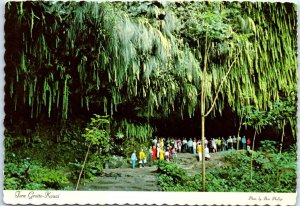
[159,148,165,161]
[197,143,203,161]
[139,149,146,167]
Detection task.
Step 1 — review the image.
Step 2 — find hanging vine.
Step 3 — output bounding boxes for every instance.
[5,1,297,136]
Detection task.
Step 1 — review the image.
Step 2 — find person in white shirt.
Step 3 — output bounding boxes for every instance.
[156,144,160,159]
[165,150,170,161]
[204,146,211,160]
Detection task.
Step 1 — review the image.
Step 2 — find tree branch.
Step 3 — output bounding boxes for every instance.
[204,54,239,117]
[75,141,92,190]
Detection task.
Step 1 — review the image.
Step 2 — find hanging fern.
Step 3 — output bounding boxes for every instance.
[4,1,297,136]
[117,120,155,143]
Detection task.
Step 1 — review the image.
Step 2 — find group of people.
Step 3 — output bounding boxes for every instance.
[130,135,251,169]
[206,135,252,152]
[130,142,178,169]
[130,149,147,169]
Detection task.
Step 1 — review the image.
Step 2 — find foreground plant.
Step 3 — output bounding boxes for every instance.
[75,114,110,190]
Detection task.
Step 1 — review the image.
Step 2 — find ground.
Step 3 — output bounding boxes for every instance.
[79,151,225,191]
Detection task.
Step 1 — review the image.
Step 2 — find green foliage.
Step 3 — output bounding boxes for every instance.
[82,114,110,150]
[74,114,111,187]
[4,156,69,190]
[268,94,297,137]
[4,177,20,190]
[5,2,297,125]
[156,141,296,192]
[4,133,28,149]
[85,153,106,176]
[28,166,69,189]
[117,120,155,143]
[157,161,200,191]
[242,105,271,133]
[242,95,297,137]
[110,120,155,157]
[4,1,297,192]
[259,140,278,153]
[69,152,106,184]
[208,145,296,192]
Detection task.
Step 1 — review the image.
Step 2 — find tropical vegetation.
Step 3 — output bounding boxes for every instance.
[4,1,297,191]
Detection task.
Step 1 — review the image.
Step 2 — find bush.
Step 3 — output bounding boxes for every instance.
[4,177,20,190]
[156,141,296,192]
[28,165,69,189]
[206,141,296,192]
[157,160,200,191]
[4,156,70,190]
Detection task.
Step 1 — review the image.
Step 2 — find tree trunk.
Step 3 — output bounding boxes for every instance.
[199,34,239,191]
[279,119,285,154]
[250,130,256,181]
[199,33,239,191]
[200,34,208,192]
[250,152,253,181]
[76,142,92,190]
[201,114,205,191]
[252,130,256,151]
[237,113,243,150]
[200,65,206,191]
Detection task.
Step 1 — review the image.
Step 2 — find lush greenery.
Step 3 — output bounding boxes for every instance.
[5,1,297,131]
[207,141,296,192]
[157,141,296,192]
[4,115,112,190]
[4,155,69,190]
[4,1,297,190]
[157,160,201,191]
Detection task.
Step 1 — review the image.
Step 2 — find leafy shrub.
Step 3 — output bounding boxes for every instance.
[82,115,110,148]
[4,156,69,190]
[156,141,296,192]
[206,143,296,192]
[74,152,107,183]
[258,140,278,153]
[28,165,69,189]
[157,160,200,191]
[4,177,20,190]
[74,115,112,188]
[86,153,105,175]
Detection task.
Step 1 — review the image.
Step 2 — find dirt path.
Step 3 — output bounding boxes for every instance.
[175,152,224,175]
[79,151,225,191]
[79,165,160,191]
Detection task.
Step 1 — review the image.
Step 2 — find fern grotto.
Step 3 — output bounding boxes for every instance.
[4,1,297,192]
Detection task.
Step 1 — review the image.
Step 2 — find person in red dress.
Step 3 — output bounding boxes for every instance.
[152,146,157,161]
[246,138,251,150]
[168,146,173,161]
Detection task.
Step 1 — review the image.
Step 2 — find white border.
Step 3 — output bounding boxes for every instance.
[2,191,297,205]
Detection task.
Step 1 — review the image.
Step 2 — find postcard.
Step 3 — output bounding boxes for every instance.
[2,0,298,205]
